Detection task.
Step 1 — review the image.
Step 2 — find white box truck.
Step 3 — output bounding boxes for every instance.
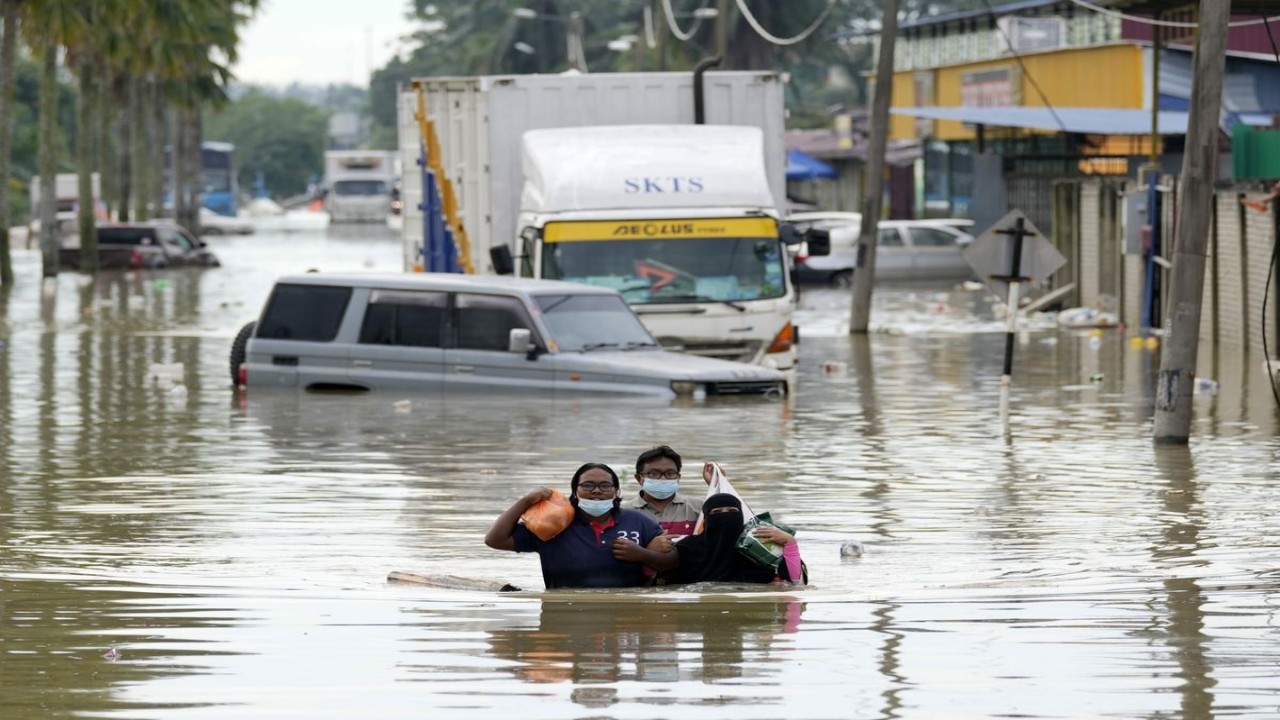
[397,71,806,372]
[324,150,397,223]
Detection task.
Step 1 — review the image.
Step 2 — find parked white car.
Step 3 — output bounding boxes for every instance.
[788,211,975,287]
[198,207,255,235]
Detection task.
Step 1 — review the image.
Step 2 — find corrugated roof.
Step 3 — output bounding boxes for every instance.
[890,106,1191,134]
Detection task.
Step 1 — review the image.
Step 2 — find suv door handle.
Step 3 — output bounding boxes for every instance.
[454,365,475,373]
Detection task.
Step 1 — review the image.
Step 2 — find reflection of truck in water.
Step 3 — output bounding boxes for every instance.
[397,71,804,371]
[325,150,397,223]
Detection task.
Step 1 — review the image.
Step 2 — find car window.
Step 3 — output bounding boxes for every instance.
[454,293,532,351]
[257,284,351,342]
[172,229,198,251]
[359,290,446,348]
[910,227,962,248]
[877,228,904,247]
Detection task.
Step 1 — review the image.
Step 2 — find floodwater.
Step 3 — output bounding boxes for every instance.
[1,222,1279,719]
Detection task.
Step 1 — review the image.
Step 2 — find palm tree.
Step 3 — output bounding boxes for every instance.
[0,0,20,286]
[24,0,86,277]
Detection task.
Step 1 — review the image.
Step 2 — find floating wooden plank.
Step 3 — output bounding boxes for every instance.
[387,571,521,592]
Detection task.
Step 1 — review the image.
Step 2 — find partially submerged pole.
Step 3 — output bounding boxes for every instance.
[850,0,899,333]
[1153,0,1229,443]
[998,217,1029,429]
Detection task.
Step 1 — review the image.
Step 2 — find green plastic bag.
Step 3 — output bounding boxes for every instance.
[736,512,795,570]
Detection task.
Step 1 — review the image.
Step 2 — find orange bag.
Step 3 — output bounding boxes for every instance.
[520,489,575,541]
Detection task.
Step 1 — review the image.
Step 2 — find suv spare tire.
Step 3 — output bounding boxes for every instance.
[229,321,256,387]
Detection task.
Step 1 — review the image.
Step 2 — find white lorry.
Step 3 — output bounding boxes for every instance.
[29,172,102,239]
[324,150,397,223]
[397,71,808,371]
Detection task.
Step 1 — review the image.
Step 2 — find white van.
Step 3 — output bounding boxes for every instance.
[230,272,788,399]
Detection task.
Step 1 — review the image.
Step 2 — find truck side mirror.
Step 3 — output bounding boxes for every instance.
[778,223,801,245]
[490,245,514,275]
[805,228,831,257]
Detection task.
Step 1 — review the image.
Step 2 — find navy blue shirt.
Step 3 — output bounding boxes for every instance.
[513,508,662,589]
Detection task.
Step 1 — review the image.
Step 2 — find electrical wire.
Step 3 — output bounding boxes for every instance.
[644,4,657,49]
[661,0,709,41]
[733,0,836,47]
[979,0,1068,133]
[1259,16,1280,411]
[1067,0,1280,29]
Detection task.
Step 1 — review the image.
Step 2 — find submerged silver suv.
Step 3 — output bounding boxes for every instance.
[230,272,787,399]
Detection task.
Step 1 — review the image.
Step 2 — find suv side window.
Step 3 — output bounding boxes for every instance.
[453,293,533,351]
[360,290,447,347]
[257,284,351,341]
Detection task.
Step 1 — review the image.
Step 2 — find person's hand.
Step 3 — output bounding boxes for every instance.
[647,534,675,553]
[753,525,794,545]
[702,462,717,485]
[611,537,645,562]
[522,487,554,506]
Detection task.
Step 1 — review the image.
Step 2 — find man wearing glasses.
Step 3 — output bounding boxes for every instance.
[485,462,664,589]
[628,446,714,544]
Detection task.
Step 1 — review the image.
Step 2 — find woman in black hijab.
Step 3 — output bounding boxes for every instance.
[665,493,805,585]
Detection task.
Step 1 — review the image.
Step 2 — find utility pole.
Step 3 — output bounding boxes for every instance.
[1153,0,1229,444]
[568,12,585,72]
[850,0,899,333]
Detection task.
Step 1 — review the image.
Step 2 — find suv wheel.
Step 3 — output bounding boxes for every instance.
[831,270,853,288]
[229,321,256,387]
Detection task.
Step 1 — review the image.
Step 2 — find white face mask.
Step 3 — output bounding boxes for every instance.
[576,497,615,516]
[643,479,679,499]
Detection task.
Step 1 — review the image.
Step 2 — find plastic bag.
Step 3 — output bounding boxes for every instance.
[520,489,575,541]
[693,462,756,535]
[736,512,796,570]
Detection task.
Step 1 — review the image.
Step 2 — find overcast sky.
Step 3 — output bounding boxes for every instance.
[234,0,419,87]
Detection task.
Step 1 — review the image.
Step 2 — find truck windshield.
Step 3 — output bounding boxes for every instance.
[540,230,787,305]
[534,294,657,352]
[334,180,388,196]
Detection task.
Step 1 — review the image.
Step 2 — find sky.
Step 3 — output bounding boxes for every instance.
[234,0,421,87]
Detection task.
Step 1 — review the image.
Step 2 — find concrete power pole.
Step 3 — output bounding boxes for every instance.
[1153,0,1229,443]
[850,0,900,332]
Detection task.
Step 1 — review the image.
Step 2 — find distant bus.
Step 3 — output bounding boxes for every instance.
[200,142,238,217]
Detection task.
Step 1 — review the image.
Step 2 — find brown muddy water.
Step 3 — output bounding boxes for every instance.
[1,223,1279,719]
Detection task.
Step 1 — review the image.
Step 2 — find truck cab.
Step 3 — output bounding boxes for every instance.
[497,125,798,370]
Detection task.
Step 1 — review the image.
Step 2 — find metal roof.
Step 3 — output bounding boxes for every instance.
[890,106,1191,134]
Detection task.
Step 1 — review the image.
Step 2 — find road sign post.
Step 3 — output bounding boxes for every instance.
[964,209,1067,431]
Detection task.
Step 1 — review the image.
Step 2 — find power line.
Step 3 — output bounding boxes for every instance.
[980,0,1068,134]
[661,0,711,42]
[733,0,836,47]
[1257,16,1280,412]
[1068,0,1280,29]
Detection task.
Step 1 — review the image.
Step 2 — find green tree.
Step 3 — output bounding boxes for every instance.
[0,0,18,286]
[204,91,329,198]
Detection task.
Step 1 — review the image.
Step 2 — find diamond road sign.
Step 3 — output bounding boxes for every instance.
[963,209,1067,302]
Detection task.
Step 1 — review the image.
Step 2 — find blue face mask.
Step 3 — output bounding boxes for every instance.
[643,479,679,500]
[577,497,615,516]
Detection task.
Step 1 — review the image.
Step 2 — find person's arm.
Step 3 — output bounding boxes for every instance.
[484,487,553,551]
[646,533,674,553]
[753,525,803,583]
[612,538,680,571]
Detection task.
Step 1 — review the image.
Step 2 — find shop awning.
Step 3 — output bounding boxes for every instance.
[786,150,838,180]
[890,106,1192,135]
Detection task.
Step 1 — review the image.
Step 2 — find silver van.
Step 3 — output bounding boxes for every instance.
[230,272,787,399]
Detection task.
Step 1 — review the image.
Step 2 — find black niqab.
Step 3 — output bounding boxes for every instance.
[670,493,778,584]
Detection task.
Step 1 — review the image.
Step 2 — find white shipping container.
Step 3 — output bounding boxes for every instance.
[397,71,787,273]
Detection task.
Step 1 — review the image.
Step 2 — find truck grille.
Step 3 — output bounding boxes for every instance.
[658,339,762,364]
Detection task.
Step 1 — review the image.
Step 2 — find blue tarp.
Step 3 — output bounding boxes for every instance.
[786,150,837,181]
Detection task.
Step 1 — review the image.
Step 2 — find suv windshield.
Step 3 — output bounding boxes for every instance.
[535,294,657,352]
[540,221,787,305]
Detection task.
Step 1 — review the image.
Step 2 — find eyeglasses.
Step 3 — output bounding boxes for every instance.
[577,482,616,494]
[641,470,681,481]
